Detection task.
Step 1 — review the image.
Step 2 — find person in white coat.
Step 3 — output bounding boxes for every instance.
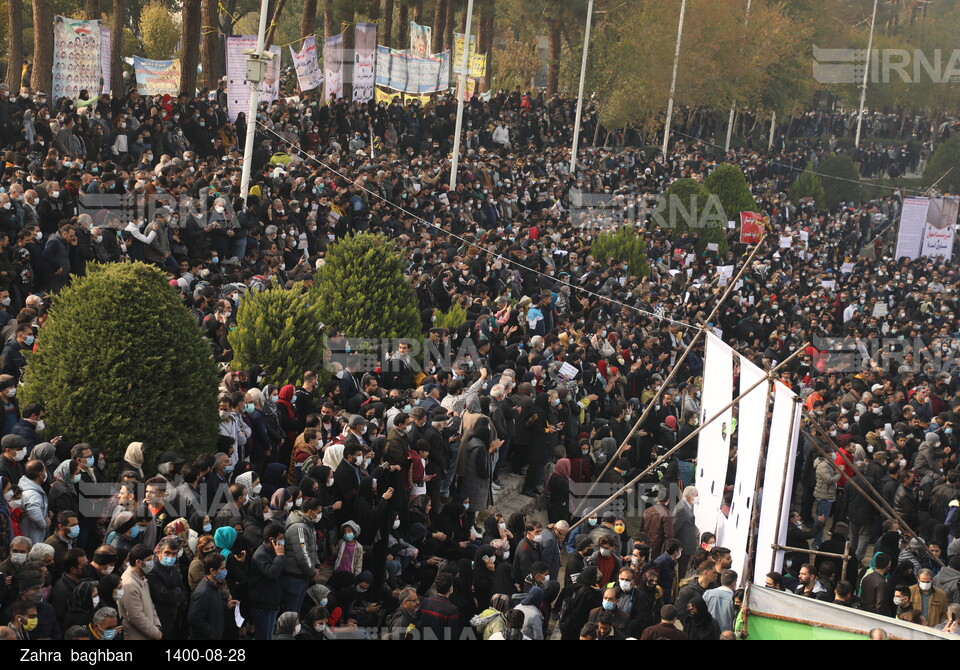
[17,460,49,544]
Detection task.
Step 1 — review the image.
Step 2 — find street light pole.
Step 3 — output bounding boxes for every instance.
[449,0,475,191]
[662,0,687,157]
[240,0,271,201]
[855,0,879,149]
[570,0,595,174]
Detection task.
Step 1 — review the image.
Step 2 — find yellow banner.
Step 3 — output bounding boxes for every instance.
[375,88,403,105]
[453,33,487,78]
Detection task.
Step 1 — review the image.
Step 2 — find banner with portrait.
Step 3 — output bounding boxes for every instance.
[324,32,345,101]
[353,23,377,103]
[410,22,432,57]
[52,15,102,101]
[225,36,281,120]
[133,57,181,96]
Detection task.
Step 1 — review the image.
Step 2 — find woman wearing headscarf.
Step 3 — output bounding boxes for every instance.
[456,416,498,513]
[260,385,284,453]
[354,476,392,547]
[49,459,79,516]
[31,442,59,484]
[188,535,218,591]
[435,495,475,560]
[268,486,294,523]
[297,606,331,640]
[685,593,721,640]
[506,513,526,555]
[235,471,261,502]
[547,458,572,523]
[261,463,287,502]
[122,442,145,480]
[275,385,299,466]
[473,544,499,608]
[451,558,476,619]
[64,580,99,629]
[273,611,300,640]
[22,110,36,145]
[214,525,249,605]
[471,593,510,640]
[98,573,122,617]
[0,475,13,554]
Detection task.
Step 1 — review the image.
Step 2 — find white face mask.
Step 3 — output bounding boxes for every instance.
[919,581,932,592]
[3,490,13,501]
[252,483,262,495]
[115,589,125,600]
[10,551,27,564]
[35,419,45,432]
[92,595,100,608]
[101,565,114,575]
[393,519,400,530]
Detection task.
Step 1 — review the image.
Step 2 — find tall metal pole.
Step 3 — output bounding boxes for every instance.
[724,0,752,152]
[768,110,776,152]
[240,0,271,200]
[448,0,475,190]
[570,0,595,174]
[855,0,879,149]
[662,0,687,157]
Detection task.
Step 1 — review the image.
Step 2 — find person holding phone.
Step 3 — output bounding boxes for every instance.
[247,522,287,640]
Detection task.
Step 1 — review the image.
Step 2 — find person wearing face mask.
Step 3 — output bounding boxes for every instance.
[280,497,322,615]
[16,459,48,544]
[118,544,164,640]
[188,552,238,640]
[63,579,101,630]
[333,442,365,525]
[1,323,34,382]
[0,434,27,486]
[145,537,187,639]
[87,606,120,641]
[247,522,286,640]
[909,567,948,626]
[8,598,40,641]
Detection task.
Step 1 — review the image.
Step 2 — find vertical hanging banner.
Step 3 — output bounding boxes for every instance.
[410,22,432,58]
[353,23,377,103]
[894,197,930,261]
[290,36,324,91]
[225,36,281,121]
[695,332,734,538]
[133,57,181,96]
[453,32,487,77]
[753,381,801,584]
[723,358,770,579]
[324,32,345,101]
[52,15,102,101]
[100,27,112,95]
[921,196,959,260]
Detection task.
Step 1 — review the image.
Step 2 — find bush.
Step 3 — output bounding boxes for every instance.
[705,164,759,221]
[434,303,468,330]
[20,263,219,475]
[924,135,960,194]
[228,283,326,388]
[789,161,826,207]
[818,154,862,208]
[653,178,728,255]
[590,227,650,278]
[311,233,422,339]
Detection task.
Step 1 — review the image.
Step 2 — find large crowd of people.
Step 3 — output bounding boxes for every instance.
[0,76,956,641]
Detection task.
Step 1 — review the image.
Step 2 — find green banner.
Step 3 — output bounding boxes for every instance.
[746,616,866,641]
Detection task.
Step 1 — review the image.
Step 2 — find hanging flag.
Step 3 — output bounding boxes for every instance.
[290,36,324,91]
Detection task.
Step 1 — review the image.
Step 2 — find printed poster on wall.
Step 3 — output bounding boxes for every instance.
[133,57,181,96]
[410,22,432,58]
[100,27,111,95]
[225,36,281,120]
[290,36,324,91]
[52,15,102,101]
[353,23,377,103]
[324,33,345,101]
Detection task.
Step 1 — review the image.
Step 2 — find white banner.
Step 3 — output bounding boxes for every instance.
[695,332,734,537]
[753,381,800,584]
[52,16,102,101]
[723,358,769,581]
[225,36,281,121]
[921,196,958,260]
[894,197,930,260]
[100,27,111,95]
[291,36,324,91]
[324,32,345,101]
[353,23,376,103]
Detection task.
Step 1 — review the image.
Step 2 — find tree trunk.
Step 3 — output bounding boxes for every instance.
[411,0,423,24]
[109,0,124,94]
[443,0,455,52]
[323,0,336,38]
[201,0,218,90]
[84,0,101,20]
[6,0,23,91]
[301,0,317,40]
[264,0,288,48]
[432,0,447,54]
[476,0,493,93]
[547,17,561,96]
[31,0,53,94]
[397,0,409,47]
[381,0,394,48]
[181,0,200,95]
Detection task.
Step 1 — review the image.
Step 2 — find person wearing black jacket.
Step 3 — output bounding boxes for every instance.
[247,522,286,641]
[188,553,236,640]
[333,442,364,525]
[559,565,602,640]
[147,537,188,640]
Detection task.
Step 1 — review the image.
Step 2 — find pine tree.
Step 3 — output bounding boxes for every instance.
[311,233,422,340]
[705,164,759,221]
[20,263,220,475]
[590,227,650,279]
[818,155,862,209]
[789,161,826,208]
[654,178,728,255]
[228,283,326,388]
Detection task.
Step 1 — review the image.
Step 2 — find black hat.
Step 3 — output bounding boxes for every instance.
[1,434,26,451]
[159,450,185,465]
